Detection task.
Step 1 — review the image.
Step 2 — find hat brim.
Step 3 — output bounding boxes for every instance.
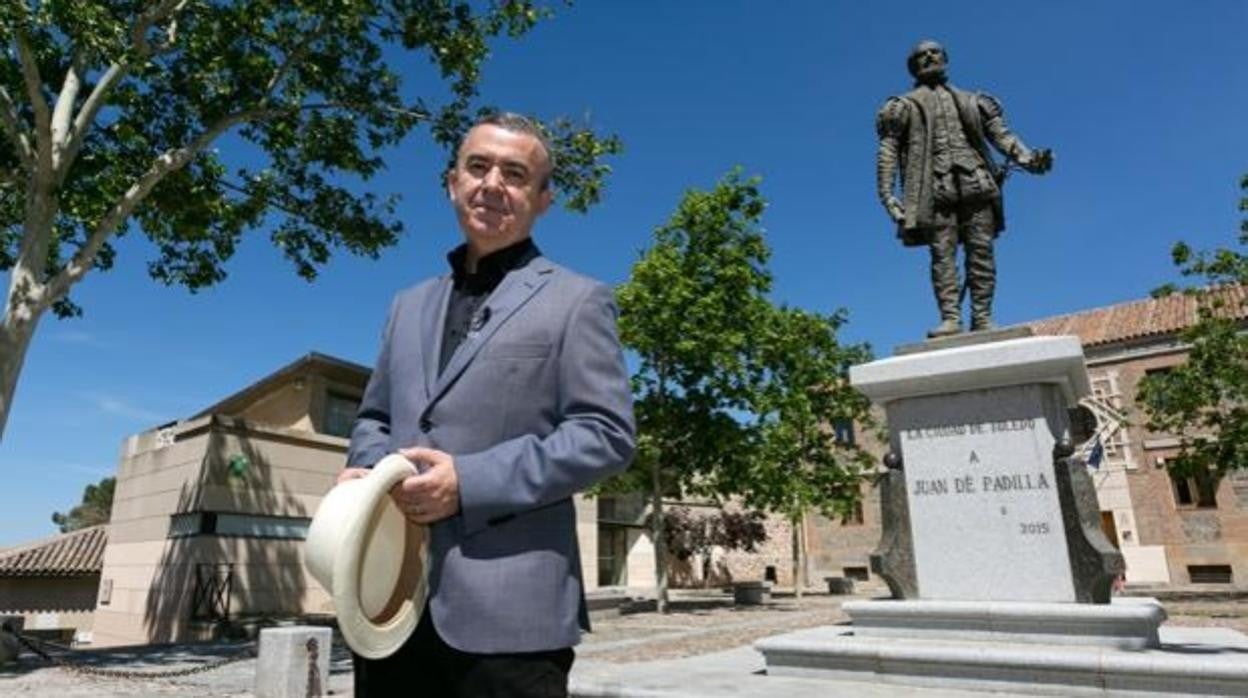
[307,454,429,659]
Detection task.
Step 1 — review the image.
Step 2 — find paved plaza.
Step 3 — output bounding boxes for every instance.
[2,591,1245,697]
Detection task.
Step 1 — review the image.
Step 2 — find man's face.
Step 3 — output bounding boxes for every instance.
[910,41,948,84]
[447,124,553,258]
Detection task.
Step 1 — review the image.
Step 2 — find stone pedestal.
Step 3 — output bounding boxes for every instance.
[855,335,1122,601]
[755,335,1248,696]
[255,626,333,698]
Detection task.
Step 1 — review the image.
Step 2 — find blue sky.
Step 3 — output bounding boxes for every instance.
[2,1,1246,546]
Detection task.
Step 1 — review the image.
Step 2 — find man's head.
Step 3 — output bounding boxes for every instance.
[447,113,554,260]
[907,40,948,85]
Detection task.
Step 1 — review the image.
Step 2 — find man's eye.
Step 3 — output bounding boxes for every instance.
[467,162,489,176]
[503,168,528,184]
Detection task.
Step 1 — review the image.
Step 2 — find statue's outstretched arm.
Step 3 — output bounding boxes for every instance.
[980,93,1052,174]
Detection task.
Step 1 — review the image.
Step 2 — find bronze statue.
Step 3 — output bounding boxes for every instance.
[876,40,1052,337]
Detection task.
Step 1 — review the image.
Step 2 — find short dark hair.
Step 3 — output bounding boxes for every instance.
[458,112,555,190]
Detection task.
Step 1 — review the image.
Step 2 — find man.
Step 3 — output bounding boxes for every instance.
[339,112,636,696]
[876,40,1052,337]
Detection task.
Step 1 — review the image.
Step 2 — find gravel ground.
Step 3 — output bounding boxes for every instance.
[1,591,1244,696]
[580,592,850,663]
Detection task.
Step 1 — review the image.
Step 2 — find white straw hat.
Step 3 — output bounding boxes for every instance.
[305,454,429,659]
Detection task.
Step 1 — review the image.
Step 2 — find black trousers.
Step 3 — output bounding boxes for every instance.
[352,608,575,697]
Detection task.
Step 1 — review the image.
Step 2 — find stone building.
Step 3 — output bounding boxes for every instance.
[1029,287,1248,586]
[0,524,107,644]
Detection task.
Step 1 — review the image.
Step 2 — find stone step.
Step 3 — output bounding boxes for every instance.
[755,624,1248,697]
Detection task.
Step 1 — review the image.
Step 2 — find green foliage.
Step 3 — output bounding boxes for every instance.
[611,169,877,603]
[51,475,115,532]
[1137,174,1248,478]
[0,0,620,309]
[740,306,877,521]
[612,169,773,500]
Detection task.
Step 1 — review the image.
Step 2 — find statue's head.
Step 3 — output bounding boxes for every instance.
[907,40,948,85]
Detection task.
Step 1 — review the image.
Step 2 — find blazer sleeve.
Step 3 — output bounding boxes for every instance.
[347,295,399,468]
[454,282,636,536]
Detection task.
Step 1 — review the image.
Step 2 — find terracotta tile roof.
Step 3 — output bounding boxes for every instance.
[0,525,107,578]
[1026,285,1248,348]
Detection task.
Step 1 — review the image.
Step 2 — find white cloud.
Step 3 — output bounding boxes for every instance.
[52,329,109,348]
[83,393,166,423]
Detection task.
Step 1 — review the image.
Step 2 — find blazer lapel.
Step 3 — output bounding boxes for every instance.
[422,275,454,400]
[427,258,555,404]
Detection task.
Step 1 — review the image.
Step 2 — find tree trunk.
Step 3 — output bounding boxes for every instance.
[0,311,41,443]
[791,514,802,600]
[651,457,669,613]
[791,510,809,601]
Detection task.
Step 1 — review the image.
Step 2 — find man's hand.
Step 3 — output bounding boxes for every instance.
[391,447,461,524]
[884,196,906,223]
[1017,148,1053,174]
[337,467,370,485]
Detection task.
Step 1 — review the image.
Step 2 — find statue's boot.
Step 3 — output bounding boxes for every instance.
[970,288,994,332]
[927,317,962,338]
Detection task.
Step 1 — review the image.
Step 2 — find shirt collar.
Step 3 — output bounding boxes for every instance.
[446,237,541,293]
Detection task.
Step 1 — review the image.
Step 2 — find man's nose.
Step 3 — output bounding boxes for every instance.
[482,165,505,189]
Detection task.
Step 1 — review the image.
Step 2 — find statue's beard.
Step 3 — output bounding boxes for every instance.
[915,66,947,85]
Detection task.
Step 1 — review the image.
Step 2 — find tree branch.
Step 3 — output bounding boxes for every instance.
[44,107,272,307]
[57,62,127,186]
[59,0,192,187]
[0,166,20,189]
[131,0,189,55]
[299,102,432,120]
[0,84,34,170]
[14,29,53,175]
[50,53,84,169]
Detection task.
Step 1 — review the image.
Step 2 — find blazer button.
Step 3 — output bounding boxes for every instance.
[419,417,433,433]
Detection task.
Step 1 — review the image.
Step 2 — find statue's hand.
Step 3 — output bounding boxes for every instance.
[1018,148,1054,174]
[884,197,906,223]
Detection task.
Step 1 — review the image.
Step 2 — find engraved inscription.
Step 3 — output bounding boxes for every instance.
[903,418,1037,441]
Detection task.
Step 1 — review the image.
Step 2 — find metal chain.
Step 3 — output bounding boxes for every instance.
[12,629,256,680]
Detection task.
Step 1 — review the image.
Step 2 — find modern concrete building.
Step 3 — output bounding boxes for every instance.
[92,353,368,646]
[0,524,107,644]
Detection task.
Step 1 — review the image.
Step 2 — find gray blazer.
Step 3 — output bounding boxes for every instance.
[347,255,635,653]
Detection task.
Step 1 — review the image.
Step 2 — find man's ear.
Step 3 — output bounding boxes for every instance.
[446,170,456,201]
[536,187,553,215]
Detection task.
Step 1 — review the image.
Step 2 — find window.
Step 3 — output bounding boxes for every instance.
[843,566,870,582]
[840,500,865,526]
[833,419,856,446]
[1172,471,1219,508]
[169,512,310,539]
[1188,565,1233,584]
[1142,367,1176,414]
[597,525,629,587]
[324,392,360,438]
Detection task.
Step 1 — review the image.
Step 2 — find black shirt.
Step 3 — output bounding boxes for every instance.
[439,238,541,374]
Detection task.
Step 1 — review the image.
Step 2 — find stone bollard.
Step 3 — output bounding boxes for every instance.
[255,626,332,698]
[826,577,855,595]
[0,616,25,665]
[733,581,771,606]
